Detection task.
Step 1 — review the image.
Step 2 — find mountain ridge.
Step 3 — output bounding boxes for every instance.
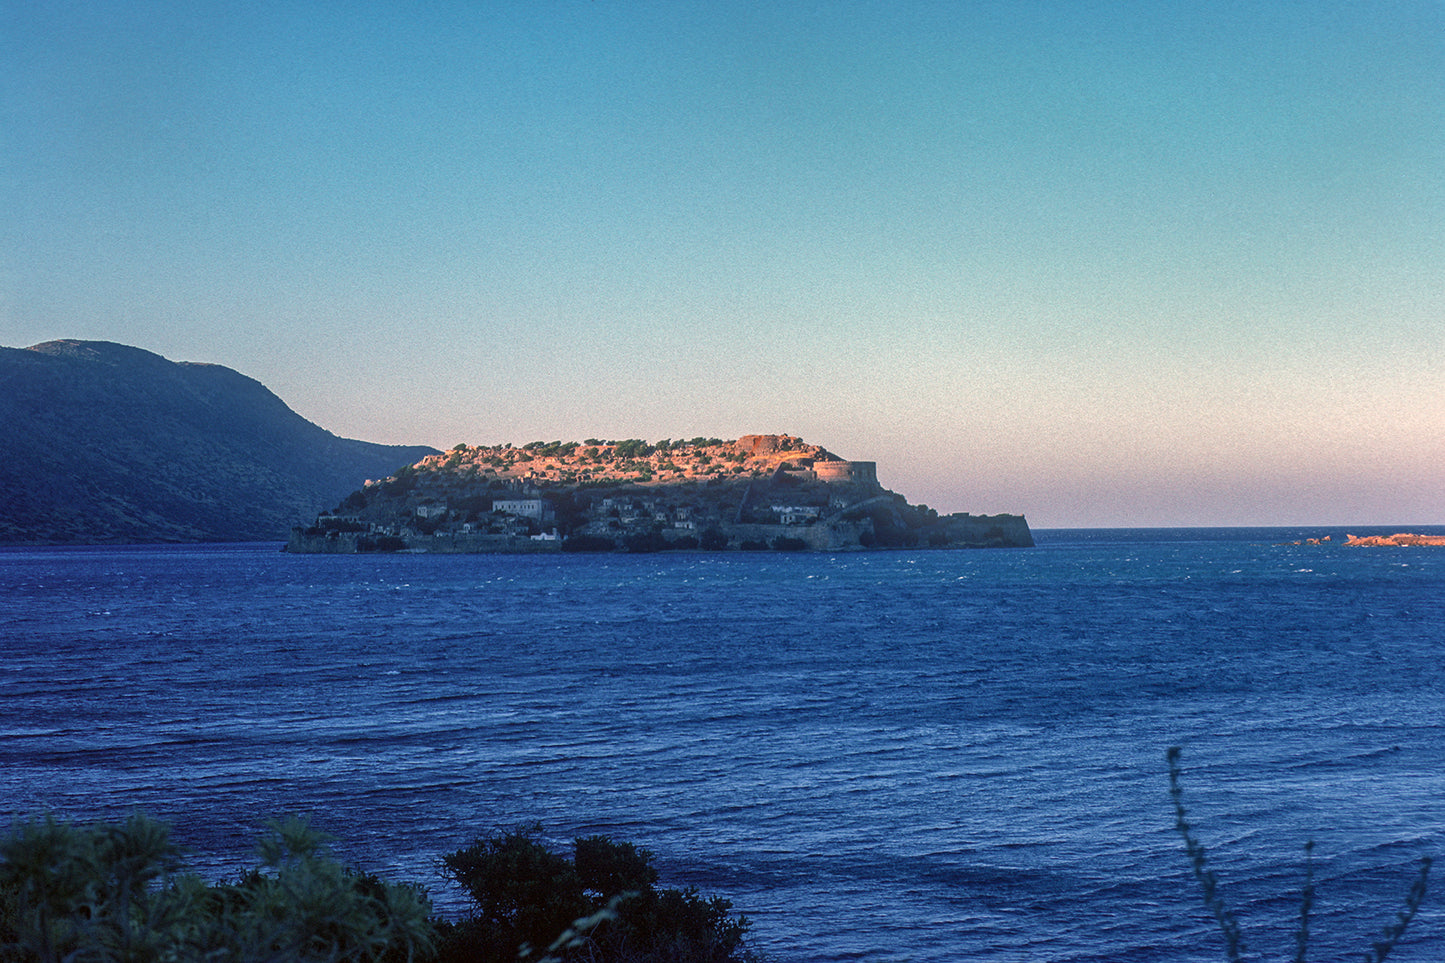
[0,340,437,543]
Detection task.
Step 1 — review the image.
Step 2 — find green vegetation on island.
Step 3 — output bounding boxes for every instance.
[289,434,1033,554]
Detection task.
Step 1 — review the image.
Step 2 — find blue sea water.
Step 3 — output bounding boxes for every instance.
[2,528,1443,962]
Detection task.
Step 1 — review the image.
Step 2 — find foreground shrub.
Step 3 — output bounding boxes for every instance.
[438,825,753,963]
[2,814,751,963]
[1168,747,1431,962]
[0,813,433,963]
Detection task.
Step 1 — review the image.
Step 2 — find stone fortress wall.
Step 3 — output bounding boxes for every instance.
[736,434,879,489]
[812,459,878,486]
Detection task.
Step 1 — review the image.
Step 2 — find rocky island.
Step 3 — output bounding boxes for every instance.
[1344,533,1445,547]
[287,434,1033,553]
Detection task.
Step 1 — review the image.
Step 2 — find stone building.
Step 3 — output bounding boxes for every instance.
[491,498,552,521]
[813,459,879,487]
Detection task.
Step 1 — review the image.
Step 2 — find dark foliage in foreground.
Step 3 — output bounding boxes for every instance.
[0,814,432,963]
[436,825,753,963]
[1168,746,1431,962]
[6,771,1432,963]
[0,817,753,963]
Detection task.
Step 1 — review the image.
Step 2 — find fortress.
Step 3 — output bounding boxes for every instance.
[735,434,879,489]
[812,459,878,487]
[289,432,1034,553]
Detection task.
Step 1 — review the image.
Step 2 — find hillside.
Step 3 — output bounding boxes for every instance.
[291,434,1034,553]
[0,340,437,543]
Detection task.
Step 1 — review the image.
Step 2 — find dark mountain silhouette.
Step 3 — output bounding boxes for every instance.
[0,340,438,543]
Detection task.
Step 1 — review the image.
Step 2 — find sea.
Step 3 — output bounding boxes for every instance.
[2,527,1443,962]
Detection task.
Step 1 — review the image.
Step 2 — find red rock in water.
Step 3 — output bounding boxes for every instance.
[1344,533,1445,547]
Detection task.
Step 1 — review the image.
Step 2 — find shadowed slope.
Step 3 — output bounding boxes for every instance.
[0,340,437,543]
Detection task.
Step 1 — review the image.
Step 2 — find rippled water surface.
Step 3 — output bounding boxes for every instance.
[3,529,1444,961]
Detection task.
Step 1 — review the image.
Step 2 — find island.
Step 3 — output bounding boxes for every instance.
[286,434,1033,553]
[1344,533,1445,547]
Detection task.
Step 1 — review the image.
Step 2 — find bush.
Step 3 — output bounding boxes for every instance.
[0,814,433,963]
[439,826,584,963]
[383,468,417,496]
[612,440,655,459]
[574,836,656,897]
[438,827,753,963]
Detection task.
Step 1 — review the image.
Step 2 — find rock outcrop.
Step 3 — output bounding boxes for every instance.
[1344,533,1445,547]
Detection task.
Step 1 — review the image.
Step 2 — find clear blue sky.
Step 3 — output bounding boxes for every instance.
[3,1,1441,527]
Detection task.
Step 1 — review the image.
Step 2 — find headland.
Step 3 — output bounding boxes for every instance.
[286,434,1033,553]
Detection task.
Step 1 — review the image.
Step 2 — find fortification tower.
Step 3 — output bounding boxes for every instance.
[814,459,879,488]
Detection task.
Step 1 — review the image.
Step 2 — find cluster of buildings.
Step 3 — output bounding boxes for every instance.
[313,456,887,546]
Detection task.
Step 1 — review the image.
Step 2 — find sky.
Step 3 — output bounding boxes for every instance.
[2,1,1441,528]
